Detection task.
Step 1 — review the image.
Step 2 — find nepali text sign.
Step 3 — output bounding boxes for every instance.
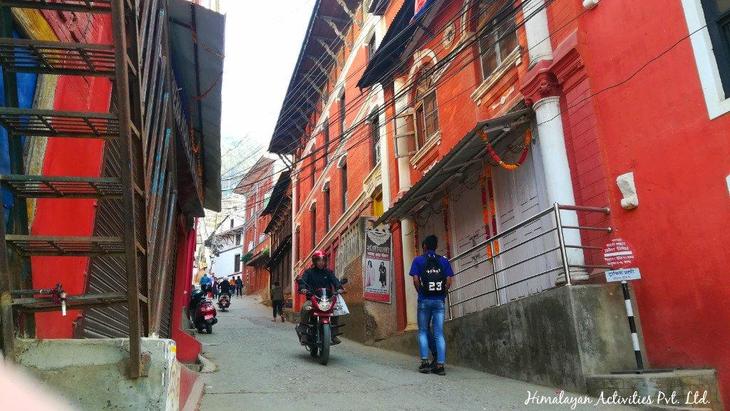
[605,267,642,283]
[603,238,636,269]
[363,227,392,303]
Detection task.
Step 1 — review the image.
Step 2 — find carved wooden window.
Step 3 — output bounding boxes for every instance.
[415,73,440,150]
[477,1,518,80]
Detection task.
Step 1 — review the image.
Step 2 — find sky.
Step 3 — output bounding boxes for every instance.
[197,0,315,243]
[218,0,316,170]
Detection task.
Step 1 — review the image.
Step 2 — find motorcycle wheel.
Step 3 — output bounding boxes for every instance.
[205,323,213,334]
[319,324,331,365]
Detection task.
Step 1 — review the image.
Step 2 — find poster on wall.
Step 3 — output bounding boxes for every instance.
[363,227,392,303]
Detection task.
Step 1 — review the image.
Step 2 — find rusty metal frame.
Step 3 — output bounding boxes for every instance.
[0,0,200,378]
[111,0,146,379]
[0,38,115,77]
[0,0,112,13]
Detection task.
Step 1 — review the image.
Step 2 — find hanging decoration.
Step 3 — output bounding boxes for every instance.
[480,167,500,256]
[479,128,532,171]
[442,197,451,259]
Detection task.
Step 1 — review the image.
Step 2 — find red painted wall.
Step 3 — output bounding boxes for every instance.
[548,0,730,402]
[171,221,201,363]
[31,14,113,338]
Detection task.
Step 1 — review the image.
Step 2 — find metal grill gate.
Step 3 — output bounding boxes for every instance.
[0,0,184,378]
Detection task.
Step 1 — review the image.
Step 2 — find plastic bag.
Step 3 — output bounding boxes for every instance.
[333,295,350,316]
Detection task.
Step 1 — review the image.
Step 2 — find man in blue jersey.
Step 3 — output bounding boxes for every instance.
[409,235,454,376]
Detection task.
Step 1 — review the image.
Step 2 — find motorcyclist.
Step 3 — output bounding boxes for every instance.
[219,277,232,296]
[298,250,344,344]
[199,273,212,294]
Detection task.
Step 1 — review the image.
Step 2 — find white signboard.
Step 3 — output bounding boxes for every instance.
[605,267,642,283]
[363,227,392,303]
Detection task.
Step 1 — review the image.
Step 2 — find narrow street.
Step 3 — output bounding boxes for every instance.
[197,296,635,411]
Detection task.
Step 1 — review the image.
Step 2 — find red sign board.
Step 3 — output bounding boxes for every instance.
[603,238,636,269]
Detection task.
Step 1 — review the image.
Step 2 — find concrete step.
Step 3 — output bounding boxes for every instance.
[586,369,723,411]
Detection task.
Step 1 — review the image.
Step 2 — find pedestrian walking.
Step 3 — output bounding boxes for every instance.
[409,235,454,376]
[228,278,236,296]
[212,278,219,298]
[271,281,285,322]
[235,276,243,297]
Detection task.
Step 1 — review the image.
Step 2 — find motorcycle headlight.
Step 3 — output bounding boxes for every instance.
[317,298,332,311]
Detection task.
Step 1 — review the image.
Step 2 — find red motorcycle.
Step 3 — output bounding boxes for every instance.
[217,293,231,312]
[190,288,217,334]
[295,279,347,365]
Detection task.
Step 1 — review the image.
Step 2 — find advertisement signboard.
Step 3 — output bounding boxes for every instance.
[363,227,392,303]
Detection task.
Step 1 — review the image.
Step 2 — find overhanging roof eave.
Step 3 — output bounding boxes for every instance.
[375,108,533,225]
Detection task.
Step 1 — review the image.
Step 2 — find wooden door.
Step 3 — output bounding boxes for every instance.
[492,147,555,303]
[447,179,497,318]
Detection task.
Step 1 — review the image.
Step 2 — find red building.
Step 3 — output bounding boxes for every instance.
[550,0,730,402]
[0,1,225,366]
[269,0,728,402]
[235,156,276,296]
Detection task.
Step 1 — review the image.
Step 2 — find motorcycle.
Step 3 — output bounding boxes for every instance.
[295,278,348,365]
[217,293,231,312]
[189,288,217,334]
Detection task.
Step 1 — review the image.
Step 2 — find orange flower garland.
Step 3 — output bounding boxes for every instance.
[479,128,532,171]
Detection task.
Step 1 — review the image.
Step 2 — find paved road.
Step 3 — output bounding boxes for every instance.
[197,296,636,411]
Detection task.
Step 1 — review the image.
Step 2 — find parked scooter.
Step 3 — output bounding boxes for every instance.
[217,293,231,312]
[295,278,348,365]
[189,288,217,334]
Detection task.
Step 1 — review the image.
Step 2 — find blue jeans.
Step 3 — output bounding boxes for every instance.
[417,299,446,364]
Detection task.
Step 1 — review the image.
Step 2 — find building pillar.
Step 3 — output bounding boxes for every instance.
[521,1,587,282]
[400,217,418,329]
[378,107,392,209]
[523,0,553,65]
[533,96,587,281]
[291,176,300,311]
[391,78,418,329]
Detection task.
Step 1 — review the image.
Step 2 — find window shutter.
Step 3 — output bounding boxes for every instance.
[394,109,417,158]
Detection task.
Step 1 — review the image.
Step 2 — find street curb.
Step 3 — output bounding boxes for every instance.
[197,353,217,373]
[181,375,206,411]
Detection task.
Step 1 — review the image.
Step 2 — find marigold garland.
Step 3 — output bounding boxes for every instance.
[479,128,532,171]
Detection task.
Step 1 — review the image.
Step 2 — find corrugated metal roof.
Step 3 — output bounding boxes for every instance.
[262,171,291,217]
[269,0,359,154]
[375,108,533,225]
[169,0,225,211]
[358,0,415,88]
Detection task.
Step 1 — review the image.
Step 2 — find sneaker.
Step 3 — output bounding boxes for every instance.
[418,360,431,374]
[431,364,446,376]
[429,357,437,369]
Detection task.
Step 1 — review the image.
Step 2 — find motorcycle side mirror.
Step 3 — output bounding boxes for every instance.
[340,278,349,285]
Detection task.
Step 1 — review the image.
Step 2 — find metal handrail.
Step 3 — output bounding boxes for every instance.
[449,207,555,262]
[448,246,561,293]
[445,203,611,320]
[452,227,557,277]
[450,266,563,307]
